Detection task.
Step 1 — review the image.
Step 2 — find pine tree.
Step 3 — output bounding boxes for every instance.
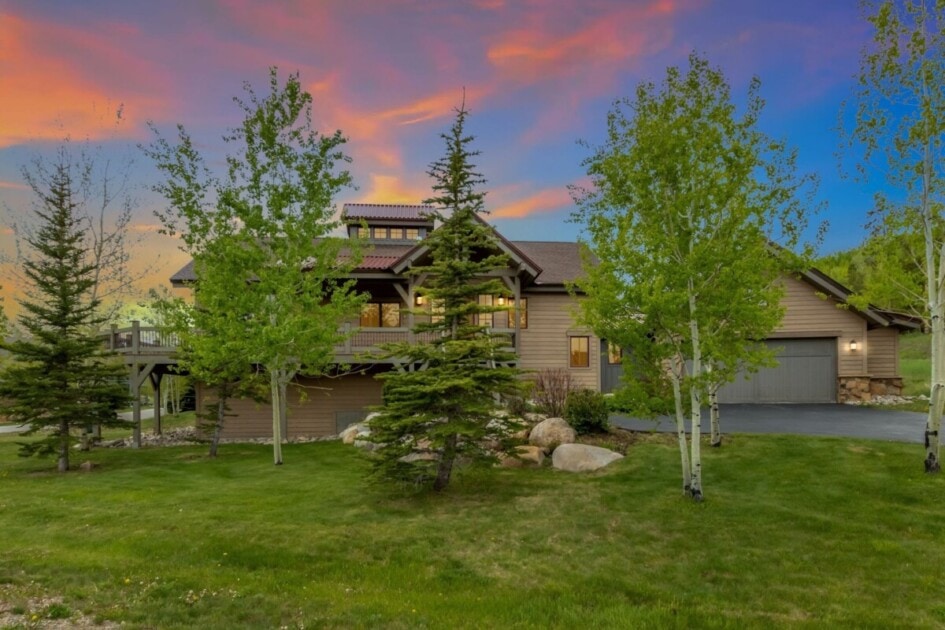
[369,102,526,492]
[0,162,129,472]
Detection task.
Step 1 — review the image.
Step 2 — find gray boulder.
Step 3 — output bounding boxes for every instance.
[340,423,370,445]
[528,417,576,453]
[551,443,623,472]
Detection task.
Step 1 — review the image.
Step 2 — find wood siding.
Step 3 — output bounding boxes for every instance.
[198,373,384,439]
[518,292,600,390]
[776,276,867,376]
[867,327,900,377]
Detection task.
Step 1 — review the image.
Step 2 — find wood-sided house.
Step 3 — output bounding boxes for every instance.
[168,203,915,438]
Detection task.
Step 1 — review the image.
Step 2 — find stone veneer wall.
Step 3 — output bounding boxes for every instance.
[838,376,904,403]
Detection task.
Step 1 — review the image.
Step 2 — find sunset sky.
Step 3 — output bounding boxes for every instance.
[0,0,883,315]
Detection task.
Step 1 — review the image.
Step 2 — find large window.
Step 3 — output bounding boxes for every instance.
[360,302,402,328]
[475,294,494,327]
[569,336,590,368]
[513,297,527,329]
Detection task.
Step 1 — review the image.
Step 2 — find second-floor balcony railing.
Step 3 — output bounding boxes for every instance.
[102,322,517,362]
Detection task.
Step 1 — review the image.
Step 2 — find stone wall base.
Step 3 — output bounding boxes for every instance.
[838,376,904,403]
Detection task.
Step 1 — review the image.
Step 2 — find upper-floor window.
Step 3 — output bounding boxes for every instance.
[405,228,420,240]
[360,302,402,328]
[475,294,494,327]
[371,226,389,240]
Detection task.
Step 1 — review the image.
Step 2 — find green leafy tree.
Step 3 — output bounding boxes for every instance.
[369,103,525,492]
[145,67,364,465]
[573,53,816,500]
[152,287,263,457]
[844,0,945,472]
[0,161,129,472]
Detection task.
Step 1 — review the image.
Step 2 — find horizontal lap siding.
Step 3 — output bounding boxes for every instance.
[518,292,600,390]
[198,374,384,439]
[777,276,866,377]
[867,327,899,377]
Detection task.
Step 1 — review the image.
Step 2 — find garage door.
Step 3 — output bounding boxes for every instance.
[717,338,837,403]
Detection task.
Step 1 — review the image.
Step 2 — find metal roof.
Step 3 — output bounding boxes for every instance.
[342,203,435,222]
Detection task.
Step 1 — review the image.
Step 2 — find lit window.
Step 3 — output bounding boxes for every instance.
[372,226,389,239]
[389,227,405,240]
[431,299,445,324]
[360,303,380,327]
[607,342,622,365]
[405,228,420,240]
[360,303,402,328]
[476,294,494,327]
[569,336,590,368]
[381,303,401,328]
[516,297,527,329]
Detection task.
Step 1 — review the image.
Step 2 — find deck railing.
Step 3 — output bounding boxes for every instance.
[102,321,516,361]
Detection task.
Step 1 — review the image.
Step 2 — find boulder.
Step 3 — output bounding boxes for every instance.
[551,444,623,472]
[499,445,545,468]
[340,423,371,445]
[528,417,576,453]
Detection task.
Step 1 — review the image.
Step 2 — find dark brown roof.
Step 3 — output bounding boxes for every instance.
[511,241,585,286]
[342,203,435,222]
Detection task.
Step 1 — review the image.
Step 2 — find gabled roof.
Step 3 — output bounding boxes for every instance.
[390,212,543,280]
[342,203,435,223]
[800,267,920,330]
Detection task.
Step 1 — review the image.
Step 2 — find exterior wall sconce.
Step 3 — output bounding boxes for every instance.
[415,295,425,306]
[850,339,858,351]
[497,295,506,306]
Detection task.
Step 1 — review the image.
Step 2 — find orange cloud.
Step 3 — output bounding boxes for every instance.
[0,12,173,148]
[0,181,28,191]
[357,175,430,206]
[492,187,572,219]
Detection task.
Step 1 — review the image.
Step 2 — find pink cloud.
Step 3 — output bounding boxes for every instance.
[0,12,175,148]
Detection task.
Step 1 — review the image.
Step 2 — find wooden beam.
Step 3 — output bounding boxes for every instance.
[149,371,163,436]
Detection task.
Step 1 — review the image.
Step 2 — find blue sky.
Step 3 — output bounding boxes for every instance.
[0,0,883,308]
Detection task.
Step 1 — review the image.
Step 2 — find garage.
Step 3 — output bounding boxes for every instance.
[717,338,838,404]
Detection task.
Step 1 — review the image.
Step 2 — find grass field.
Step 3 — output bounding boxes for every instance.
[1,430,943,628]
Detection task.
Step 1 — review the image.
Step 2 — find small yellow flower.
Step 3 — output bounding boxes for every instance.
[124,577,131,584]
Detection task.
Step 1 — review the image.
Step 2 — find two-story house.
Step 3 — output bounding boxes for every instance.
[170,203,607,439]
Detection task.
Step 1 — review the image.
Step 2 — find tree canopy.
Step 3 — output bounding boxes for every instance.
[145,67,364,464]
[573,52,817,500]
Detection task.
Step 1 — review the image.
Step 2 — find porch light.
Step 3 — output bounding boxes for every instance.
[850,339,858,351]
[415,295,425,306]
[497,295,506,306]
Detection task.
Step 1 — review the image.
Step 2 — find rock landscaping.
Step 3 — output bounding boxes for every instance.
[551,443,624,472]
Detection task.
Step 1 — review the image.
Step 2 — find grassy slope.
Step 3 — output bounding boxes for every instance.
[899,332,930,398]
[1,434,943,628]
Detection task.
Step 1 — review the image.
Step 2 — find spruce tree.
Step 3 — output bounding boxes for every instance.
[0,163,129,472]
[369,103,525,492]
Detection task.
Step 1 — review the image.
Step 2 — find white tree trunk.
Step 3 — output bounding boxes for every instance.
[922,123,942,473]
[270,369,284,465]
[688,285,704,501]
[670,358,691,493]
[709,388,721,448]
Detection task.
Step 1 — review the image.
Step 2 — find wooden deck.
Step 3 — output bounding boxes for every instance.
[101,322,517,366]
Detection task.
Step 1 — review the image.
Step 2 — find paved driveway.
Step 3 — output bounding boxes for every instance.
[611,404,927,443]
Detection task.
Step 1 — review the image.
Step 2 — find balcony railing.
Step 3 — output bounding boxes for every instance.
[102,321,516,362]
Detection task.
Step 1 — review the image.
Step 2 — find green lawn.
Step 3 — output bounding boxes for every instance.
[1,432,943,628]
[899,331,931,401]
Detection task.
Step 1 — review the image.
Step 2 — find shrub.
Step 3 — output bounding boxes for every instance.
[533,369,575,417]
[565,389,610,434]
